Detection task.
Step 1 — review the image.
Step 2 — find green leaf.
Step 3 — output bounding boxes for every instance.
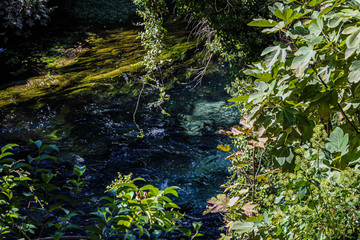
[31,140,42,149]
[74,165,87,177]
[308,19,323,36]
[274,147,294,166]
[307,0,323,7]
[290,25,310,36]
[262,21,286,33]
[229,222,255,234]
[11,162,32,170]
[343,26,360,48]
[1,144,18,154]
[261,45,288,67]
[192,221,202,231]
[227,95,249,103]
[88,232,101,240]
[274,9,285,20]
[164,186,180,197]
[283,8,294,22]
[291,46,315,77]
[345,47,357,60]
[165,202,180,209]
[248,19,278,27]
[281,107,296,127]
[246,215,264,223]
[328,17,343,28]
[298,186,307,200]
[179,228,192,238]
[248,91,266,105]
[325,127,349,156]
[40,144,60,152]
[349,60,360,83]
[41,173,55,184]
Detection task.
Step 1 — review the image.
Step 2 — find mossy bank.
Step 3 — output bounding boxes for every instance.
[0,20,208,110]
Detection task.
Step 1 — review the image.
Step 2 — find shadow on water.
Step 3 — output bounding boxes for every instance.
[0,70,239,238]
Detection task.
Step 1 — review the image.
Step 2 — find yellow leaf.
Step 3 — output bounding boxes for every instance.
[233,161,250,167]
[256,175,269,183]
[225,151,244,160]
[217,144,231,152]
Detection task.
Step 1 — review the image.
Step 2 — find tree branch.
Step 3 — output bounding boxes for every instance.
[312,66,359,134]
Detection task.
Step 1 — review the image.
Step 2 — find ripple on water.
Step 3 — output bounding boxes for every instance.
[0,72,239,239]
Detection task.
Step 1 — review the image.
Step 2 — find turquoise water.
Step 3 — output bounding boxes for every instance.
[0,70,239,238]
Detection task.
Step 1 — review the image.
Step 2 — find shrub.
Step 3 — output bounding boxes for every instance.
[207,0,360,238]
[0,0,51,42]
[0,141,202,239]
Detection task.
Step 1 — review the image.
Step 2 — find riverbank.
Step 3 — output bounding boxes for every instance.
[0,19,204,109]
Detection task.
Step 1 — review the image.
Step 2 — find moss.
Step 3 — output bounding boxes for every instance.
[0,21,204,108]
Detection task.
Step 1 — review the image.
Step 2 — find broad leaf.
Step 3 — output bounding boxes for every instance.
[227,95,249,103]
[248,19,278,27]
[291,46,315,77]
[74,165,87,177]
[229,222,255,234]
[241,202,259,217]
[274,147,294,166]
[325,127,349,156]
[348,60,360,83]
[343,26,360,48]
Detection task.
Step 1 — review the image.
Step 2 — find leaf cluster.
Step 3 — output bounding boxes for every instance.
[0,0,51,42]
[0,141,202,240]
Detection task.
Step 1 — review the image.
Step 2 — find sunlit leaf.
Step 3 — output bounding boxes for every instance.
[217,144,231,152]
[343,26,360,48]
[241,202,259,217]
[348,60,360,83]
[225,151,244,160]
[291,46,315,77]
[256,175,269,183]
[248,19,278,27]
[229,221,255,234]
[325,127,349,156]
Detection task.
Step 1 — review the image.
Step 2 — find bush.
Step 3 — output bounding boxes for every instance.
[0,141,202,239]
[0,0,51,42]
[206,0,360,238]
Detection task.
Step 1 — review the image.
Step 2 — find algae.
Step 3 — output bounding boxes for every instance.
[0,21,208,109]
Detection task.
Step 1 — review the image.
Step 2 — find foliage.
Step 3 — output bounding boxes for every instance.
[211,116,274,239]
[0,0,51,42]
[130,0,276,133]
[87,173,190,239]
[238,0,360,162]
[172,0,275,61]
[0,141,201,239]
[70,0,136,25]
[267,125,360,239]
[206,0,360,239]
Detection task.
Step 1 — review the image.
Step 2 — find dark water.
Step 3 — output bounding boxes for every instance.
[0,71,239,238]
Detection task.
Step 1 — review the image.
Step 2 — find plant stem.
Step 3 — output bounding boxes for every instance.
[252,149,256,202]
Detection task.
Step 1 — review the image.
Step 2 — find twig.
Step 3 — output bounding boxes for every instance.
[133,81,146,135]
[312,66,359,134]
[255,149,265,183]
[252,149,256,202]
[193,53,213,88]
